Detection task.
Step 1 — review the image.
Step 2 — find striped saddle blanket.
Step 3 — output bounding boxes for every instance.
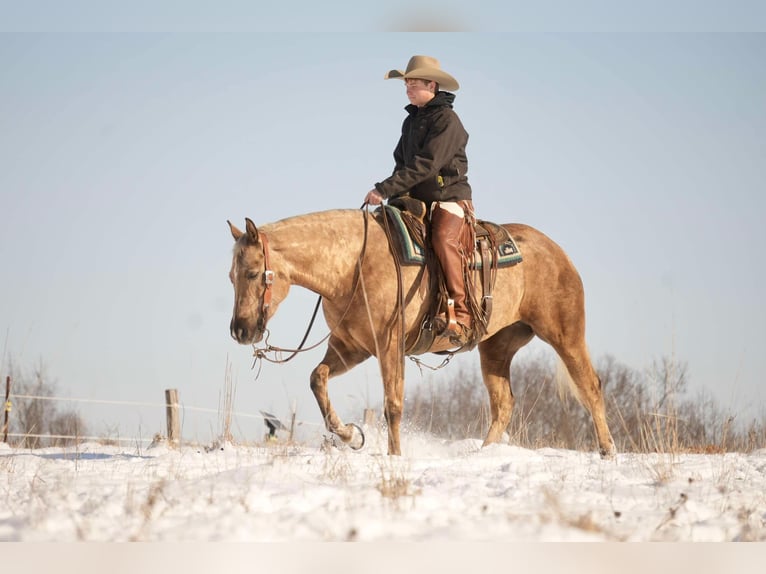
[378,205,523,268]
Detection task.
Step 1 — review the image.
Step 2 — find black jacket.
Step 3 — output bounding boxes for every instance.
[375,91,472,204]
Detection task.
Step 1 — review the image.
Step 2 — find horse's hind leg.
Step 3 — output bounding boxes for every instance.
[525,267,616,458]
[549,336,616,458]
[478,322,535,446]
[310,336,370,448]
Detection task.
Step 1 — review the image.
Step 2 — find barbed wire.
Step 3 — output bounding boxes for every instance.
[9,394,167,409]
[7,393,325,428]
[3,433,153,444]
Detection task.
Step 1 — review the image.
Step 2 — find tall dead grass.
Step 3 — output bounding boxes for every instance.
[404,352,766,453]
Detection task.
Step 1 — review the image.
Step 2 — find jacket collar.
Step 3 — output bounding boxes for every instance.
[405,91,455,115]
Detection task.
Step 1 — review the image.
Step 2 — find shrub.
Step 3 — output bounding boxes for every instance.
[402,352,766,453]
[5,359,88,448]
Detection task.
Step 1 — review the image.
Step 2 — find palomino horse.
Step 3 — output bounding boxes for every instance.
[228,209,616,458]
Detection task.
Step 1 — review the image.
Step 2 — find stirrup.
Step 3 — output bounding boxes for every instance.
[433,320,473,346]
[432,299,458,333]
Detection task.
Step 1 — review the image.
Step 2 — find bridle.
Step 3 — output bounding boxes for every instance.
[245,207,372,368]
[245,204,455,376]
[255,230,275,334]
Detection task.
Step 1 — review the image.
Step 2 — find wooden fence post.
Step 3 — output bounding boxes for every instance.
[289,410,296,443]
[2,376,10,443]
[165,388,180,447]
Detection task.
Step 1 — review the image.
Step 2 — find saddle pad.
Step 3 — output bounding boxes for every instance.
[381,205,523,268]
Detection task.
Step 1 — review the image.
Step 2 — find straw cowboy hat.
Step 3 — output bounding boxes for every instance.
[385,55,460,92]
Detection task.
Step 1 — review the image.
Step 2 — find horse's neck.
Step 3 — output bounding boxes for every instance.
[267,210,366,297]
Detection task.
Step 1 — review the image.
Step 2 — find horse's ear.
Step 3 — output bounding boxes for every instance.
[228,220,244,241]
[245,218,260,245]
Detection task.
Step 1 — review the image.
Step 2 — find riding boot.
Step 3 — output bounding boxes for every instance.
[430,202,473,345]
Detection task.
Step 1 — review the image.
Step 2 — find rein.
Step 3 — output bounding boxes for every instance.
[378,205,407,379]
[375,205,457,375]
[249,203,456,376]
[249,206,372,366]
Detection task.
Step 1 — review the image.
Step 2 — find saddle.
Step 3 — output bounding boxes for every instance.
[376,197,523,355]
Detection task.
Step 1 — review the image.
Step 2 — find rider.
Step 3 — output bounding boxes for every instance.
[364,55,475,346]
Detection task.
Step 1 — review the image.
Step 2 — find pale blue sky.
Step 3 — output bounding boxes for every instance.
[1,32,764,441]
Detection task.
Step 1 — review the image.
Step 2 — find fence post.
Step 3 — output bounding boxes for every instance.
[2,376,10,443]
[288,410,296,443]
[165,388,180,448]
[363,408,376,427]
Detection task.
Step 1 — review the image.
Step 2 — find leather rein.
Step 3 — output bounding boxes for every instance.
[250,203,457,375]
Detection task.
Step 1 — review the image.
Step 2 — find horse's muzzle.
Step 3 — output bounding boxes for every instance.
[230,318,263,345]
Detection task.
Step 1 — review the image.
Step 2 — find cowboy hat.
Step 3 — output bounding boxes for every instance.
[384,55,460,92]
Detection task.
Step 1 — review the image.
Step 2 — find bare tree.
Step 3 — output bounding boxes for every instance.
[7,358,87,448]
[49,411,86,447]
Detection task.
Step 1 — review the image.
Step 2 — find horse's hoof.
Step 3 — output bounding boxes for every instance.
[347,423,365,450]
[599,445,617,460]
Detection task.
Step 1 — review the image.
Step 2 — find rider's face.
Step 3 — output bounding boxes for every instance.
[405,78,436,107]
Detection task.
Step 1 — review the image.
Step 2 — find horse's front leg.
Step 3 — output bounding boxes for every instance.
[310,338,369,449]
[378,350,405,456]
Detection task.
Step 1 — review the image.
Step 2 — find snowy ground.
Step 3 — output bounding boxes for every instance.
[1,427,765,543]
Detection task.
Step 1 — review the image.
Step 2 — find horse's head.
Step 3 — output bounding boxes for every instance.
[228,218,288,345]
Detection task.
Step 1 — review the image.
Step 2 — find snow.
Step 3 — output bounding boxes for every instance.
[1,429,765,543]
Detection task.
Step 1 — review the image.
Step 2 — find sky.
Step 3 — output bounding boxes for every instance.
[1,31,765,441]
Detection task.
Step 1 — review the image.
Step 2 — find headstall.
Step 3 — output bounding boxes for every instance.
[257,230,274,332]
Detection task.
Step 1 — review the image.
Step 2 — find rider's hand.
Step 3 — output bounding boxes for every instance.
[365,189,384,206]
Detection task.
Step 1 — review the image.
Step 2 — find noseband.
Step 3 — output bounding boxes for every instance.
[256,231,274,333]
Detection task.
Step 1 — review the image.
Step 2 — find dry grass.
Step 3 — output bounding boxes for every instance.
[735,506,766,541]
[404,352,766,454]
[373,456,420,510]
[0,456,14,474]
[129,478,168,541]
[320,450,353,484]
[219,356,236,444]
[541,487,620,540]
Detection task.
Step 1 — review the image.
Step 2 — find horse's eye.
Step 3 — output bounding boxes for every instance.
[246,271,259,281]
